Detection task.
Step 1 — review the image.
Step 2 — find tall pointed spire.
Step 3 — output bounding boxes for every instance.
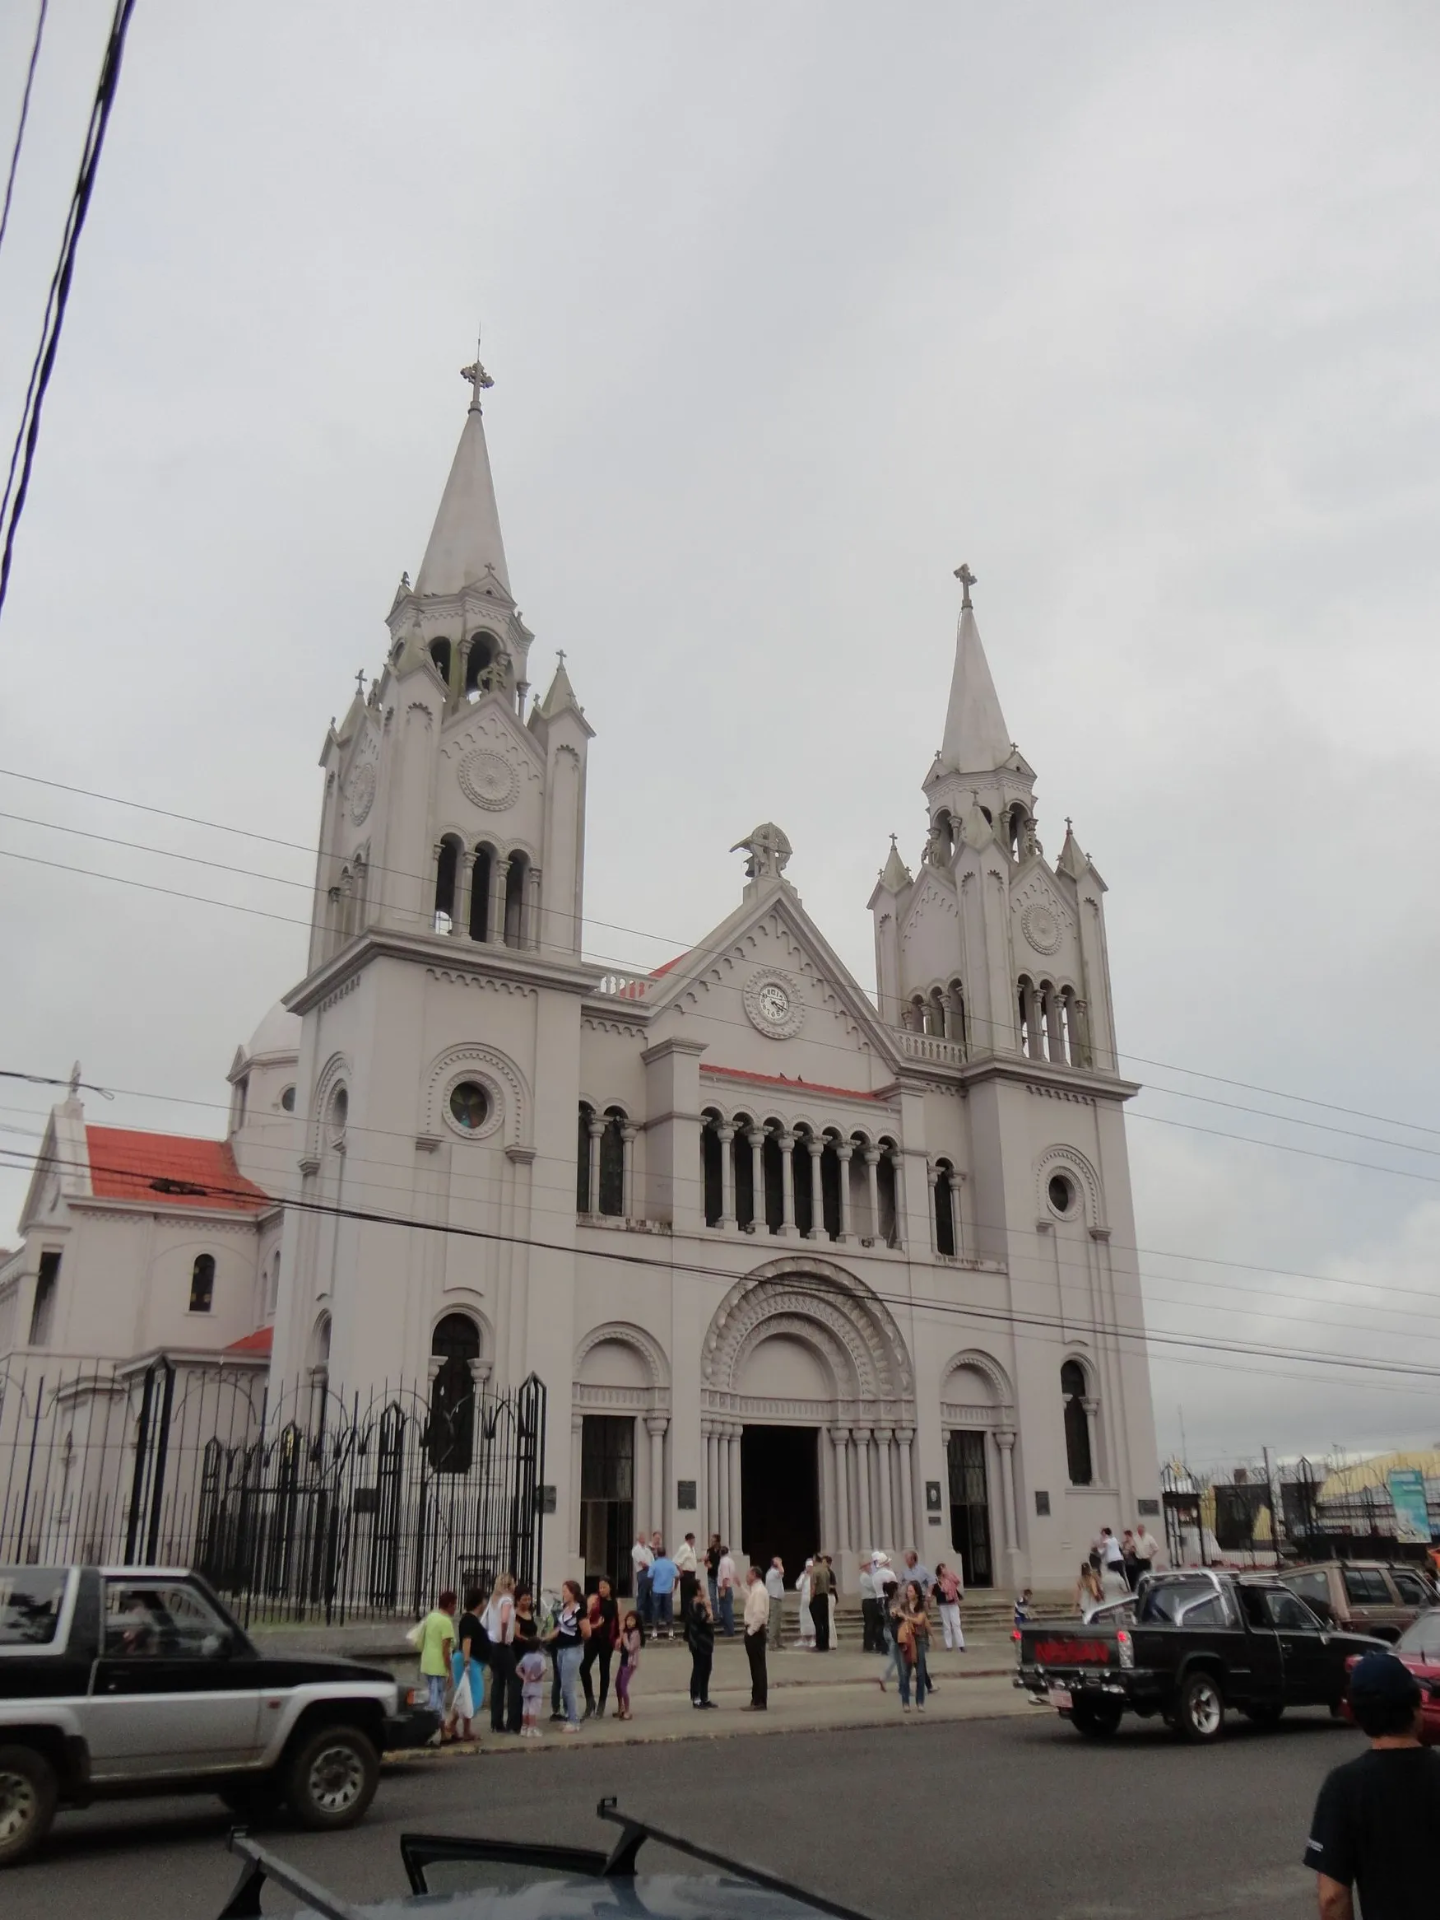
[939,563,1011,774]
[414,331,511,598]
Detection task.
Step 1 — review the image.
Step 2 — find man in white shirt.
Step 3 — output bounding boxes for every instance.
[764,1557,787,1648]
[1132,1521,1164,1574]
[742,1567,770,1709]
[716,1545,738,1636]
[859,1555,882,1652]
[674,1533,699,1617]
[631,1533,654,1625]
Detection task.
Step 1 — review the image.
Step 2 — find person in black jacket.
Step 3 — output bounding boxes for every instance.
[580,1576,619,1720]
[685,1588,717,1708]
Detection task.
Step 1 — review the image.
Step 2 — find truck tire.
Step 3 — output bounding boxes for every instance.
[0,1745,59,1869]
[1175,1670,1225,1743]
[1069,1697,1123,1738]
[285,1726,378,1831]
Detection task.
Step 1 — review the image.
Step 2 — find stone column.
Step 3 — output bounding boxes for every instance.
[746,1129,764,1232]
[647,1415,668,1543]
[778,1130,795,1236]
[853,1427,873,1551]
[895,1427,916,1547]
[716,1429,730,1543]
[717,1123,736,1228]
[521,863,540,950]
[807,1137,824,1239]
[620,1125,637,1221]
[835,1144,853,1242]
[829,1428,851,1551]
[888,1147,905,1250]
[586,1117,603,1215]
[874,1427,894,1551]
[728,1422,744,1557]
[996,1428,1019,1555]
[705,1423,719,1536]
[1045,986,1064,1062]
[571,1414,584,1555]
[490,857,509,947]
[863,1148,881,1245]
[1082,1399,1101,1486]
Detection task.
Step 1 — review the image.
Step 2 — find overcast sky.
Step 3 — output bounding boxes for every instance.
[1,2,1438,1471]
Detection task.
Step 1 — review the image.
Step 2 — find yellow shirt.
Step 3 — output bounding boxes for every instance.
[419,1608,455,1677]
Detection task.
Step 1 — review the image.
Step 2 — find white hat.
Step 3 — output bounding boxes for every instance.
[873,1550,890,1565]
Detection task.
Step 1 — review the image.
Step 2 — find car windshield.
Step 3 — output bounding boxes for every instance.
[1397,1609,1440,1659]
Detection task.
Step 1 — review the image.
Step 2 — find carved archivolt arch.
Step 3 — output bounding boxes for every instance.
[308,1051,352,1160]
[429,1299,494,1357]
[730,1311,856,1398]
[941,1348,1016,1416]
[702,1257,912,1401]
[573,1320,671,1391]
[1036,1142,1104,1228]
[422,1041,530,1147]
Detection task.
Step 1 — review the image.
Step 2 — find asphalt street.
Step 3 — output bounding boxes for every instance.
[4,1706,1357,1920]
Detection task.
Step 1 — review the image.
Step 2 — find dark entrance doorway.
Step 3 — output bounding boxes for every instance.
[740,1425,819,1579]
[579,1415,634,1595]
[947,1431,993,1587]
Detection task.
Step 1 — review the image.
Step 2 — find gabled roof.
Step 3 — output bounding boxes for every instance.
[226,1325,275,1354]
[84,1128,271,1214]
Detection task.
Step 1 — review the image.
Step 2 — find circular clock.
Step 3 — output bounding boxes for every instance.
[742,968,805,1039]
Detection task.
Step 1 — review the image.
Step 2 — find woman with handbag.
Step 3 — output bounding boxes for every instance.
[934,1562,965,1651]
[894,1580,931,1713]
[442,1586,484,1741]
[547,1579,589,1732]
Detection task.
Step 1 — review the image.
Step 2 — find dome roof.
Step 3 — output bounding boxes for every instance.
[246,999,301,1061]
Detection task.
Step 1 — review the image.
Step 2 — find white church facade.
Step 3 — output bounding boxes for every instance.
[1,355,1162,1592]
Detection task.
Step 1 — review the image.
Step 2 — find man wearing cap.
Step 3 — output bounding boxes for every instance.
[1304,1649,1440,1919]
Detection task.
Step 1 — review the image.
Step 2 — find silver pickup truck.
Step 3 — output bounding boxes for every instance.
[0,1563,438,1866]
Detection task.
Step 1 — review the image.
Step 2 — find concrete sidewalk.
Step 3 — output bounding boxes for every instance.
[396,1634,1042,1755]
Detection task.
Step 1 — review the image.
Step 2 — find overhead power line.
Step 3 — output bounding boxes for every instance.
[0,0,49,261]
[0,0,140,620]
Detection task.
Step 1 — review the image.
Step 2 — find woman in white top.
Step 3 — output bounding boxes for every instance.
[795,1559,815,1646]
[482,1573,517,1735]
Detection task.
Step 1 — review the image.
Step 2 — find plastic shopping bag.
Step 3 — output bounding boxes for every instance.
[405,1620,425,1651]
[452,1667,474,1721]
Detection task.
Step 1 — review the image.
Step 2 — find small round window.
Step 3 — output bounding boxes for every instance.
[449,1081,489,1131]
[1047,1172,1076,1216]
[280,1086,296,1113]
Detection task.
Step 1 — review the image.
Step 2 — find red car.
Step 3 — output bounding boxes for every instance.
[1344,1607,1440,1740]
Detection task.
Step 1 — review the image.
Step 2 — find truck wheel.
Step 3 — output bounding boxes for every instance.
[285,1727,378,1831]
[1175,1671,1225,1743]
[1242,1703,1284,1727]
[0,1745,58,1868]
[1070,1697,1123,1738]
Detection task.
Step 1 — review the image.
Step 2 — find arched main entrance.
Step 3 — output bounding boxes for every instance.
[701,1259,915,1582]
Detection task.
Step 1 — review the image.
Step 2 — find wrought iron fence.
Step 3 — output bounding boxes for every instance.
[0,1354,546,1625]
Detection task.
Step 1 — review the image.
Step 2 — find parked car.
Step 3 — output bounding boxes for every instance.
[1338,1607,1440,1743]
[1016,1568,1386,1742]
[1277,1560,1433,1642]
[217,1795,880,1920]
[0,1563,438,1866]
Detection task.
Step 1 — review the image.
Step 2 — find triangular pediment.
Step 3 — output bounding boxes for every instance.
[438,690,546,779]
[645,882,901,1072]
[1010,859,1078,962]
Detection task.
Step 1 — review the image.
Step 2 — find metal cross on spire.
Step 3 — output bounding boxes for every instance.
[953,562,977,610]
[460,323,494,411]
[556,648,567,668]
[355,669,366,696]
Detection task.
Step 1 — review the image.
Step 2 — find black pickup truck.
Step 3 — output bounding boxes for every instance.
[1017,1569,1385,1742]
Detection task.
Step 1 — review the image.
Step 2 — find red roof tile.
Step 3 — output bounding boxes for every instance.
[700,1064,888,1102]
[226,1325,275,1354]
[85,1127,271,1213]
[649,952,689,978]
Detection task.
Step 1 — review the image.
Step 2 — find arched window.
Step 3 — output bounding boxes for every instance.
[1007,804,1027,861]
[1062,1359,1093,1486]
[848,1132,872,1239]
[429,1313,480,1472]
[328,1085,348,1143]
[266,1253,281,1318]
[504,851,529,948]
[428,637,452,685]
[732,1115,756,1231]
[598,1108,626,1217]
[933,810,954,862]
[793,1127,816,1237]
[820,1132,842,1239]
[577,1102,596,1212]
[701,1110,724,1226]
[189,1254,216,1314]
[1017,976,1036,1058]
[933,1159,956,1257]
[762,1122,785,1233]
[947,979,968,1054]
[434,835,462,933]
[877,1139,898,1247]
[464,632,507,699]
[469,846,493,940]
[310,1312,331,1374]
[906,995,926,1033]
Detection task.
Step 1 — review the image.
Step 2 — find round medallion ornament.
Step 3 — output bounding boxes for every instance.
[1021,903,1061,955]
[742,967,805,1040]
[348,762,376,827]
[458,748,518,812]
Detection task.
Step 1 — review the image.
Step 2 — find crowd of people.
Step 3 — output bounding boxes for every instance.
[1073,1522,1166,1616]
[412,1536,982,1740]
